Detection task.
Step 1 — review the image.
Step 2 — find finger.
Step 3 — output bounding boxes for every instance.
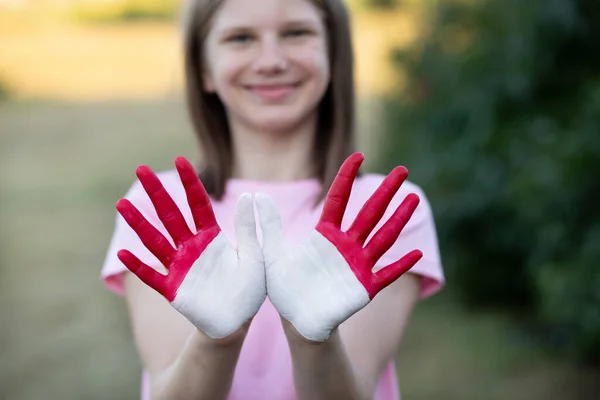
[255,191,285,259]
[364,193,420,264]
[175,156,218,233]
[318,152,364,228]
[347,166,408,244]
[116,198,175,266]
[234,193,262,261]
[371,250,422,296]
[117,249,167,297]
[136,164,193,246]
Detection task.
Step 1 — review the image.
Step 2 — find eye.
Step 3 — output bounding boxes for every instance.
[284,29,312,38]
[227,33,253,43]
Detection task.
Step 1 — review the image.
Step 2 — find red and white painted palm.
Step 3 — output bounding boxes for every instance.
[116,157,266,339]
[255,153,422,342]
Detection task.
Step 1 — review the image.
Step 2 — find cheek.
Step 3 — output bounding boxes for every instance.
[295,43,330,87]
[209,53,247,92]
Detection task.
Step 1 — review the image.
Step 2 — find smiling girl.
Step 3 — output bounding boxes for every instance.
[100,0,444,399]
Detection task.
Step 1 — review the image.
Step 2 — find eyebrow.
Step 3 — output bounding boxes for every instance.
[282,18,321,27]
[216,18,321,35]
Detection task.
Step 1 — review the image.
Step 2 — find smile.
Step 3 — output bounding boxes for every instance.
[246,83,300,101]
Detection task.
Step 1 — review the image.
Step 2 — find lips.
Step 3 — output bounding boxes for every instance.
[246,83,299,101]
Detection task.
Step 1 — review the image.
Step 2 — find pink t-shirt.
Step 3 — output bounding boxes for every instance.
[100,171,445,400]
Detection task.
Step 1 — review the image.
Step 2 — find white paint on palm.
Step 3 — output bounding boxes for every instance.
[256,192,370,342]
[171,193,267,339]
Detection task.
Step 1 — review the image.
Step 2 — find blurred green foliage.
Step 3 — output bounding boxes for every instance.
[0,76,12,101]
[347,0,402,12]
[70,0,178,24]
[364,0,398,8]
[378,0,600,365]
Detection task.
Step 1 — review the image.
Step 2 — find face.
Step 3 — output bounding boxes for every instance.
[202,0,330,135]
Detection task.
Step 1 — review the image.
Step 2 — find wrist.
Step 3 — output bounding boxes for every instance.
[281,317,338,346]
[195,319,252,348]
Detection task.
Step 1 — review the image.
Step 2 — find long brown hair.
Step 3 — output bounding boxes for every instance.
[181,0,358,203]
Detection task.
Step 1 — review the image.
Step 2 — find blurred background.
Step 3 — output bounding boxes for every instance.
[1,0,599,398]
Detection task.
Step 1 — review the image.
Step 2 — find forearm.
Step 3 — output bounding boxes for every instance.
[283,320,368,400]
[150,326,247,400]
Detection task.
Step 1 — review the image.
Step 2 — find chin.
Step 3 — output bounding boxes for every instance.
[255,120,302,135]
[250,109,313,135]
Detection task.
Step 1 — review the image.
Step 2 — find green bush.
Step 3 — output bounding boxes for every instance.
[365,0,398,8]
[0,76,12,101]
[348,0,402,12]
[378,0,600,365]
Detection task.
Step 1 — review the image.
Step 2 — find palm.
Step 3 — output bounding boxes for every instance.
[116,157,265,339]
[263,231,372,341]
[257,153,422,341]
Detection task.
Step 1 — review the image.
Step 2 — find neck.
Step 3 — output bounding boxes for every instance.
[229,117,317,182]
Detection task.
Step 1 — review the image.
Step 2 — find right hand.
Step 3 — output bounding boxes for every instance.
[116,157,266,339]
[255,153,422,342]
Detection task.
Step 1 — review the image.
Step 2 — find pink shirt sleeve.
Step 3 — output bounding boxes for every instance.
[100,180,165,296]
[348,175,445,299]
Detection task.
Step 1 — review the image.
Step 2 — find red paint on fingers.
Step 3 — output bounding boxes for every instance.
[136,165,194,245]
[316,154,423,300]
[318,152,364,228]
[372,249,422,294]
[175,156,218,233]
[116,156,222,302]
[346,166,408,244]
[116,198,175,265]
[118,249,167,296]
[364,193,420,264]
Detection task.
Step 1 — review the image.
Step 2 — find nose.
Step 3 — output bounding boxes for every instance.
[252,36,287,74]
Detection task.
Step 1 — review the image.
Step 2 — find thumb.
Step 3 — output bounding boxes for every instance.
[254,191,285,260]
[233,193,262,262]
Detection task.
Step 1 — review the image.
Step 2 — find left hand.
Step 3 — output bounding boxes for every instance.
[116,157,266,340]
[255,152,423,342]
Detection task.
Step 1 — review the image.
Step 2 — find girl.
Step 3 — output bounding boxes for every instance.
[100,0,444,399]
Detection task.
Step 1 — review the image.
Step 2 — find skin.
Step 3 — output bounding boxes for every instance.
[123,0,421,398]
[202,0,330,181]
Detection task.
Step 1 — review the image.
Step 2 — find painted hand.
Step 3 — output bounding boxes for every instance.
[116,157,266,339]
[255,153,422,342]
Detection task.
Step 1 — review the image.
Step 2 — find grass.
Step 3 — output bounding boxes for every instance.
[1,99,599,399]
[0,99,196,399]
[0,76,11,101]
[397,297,600,399]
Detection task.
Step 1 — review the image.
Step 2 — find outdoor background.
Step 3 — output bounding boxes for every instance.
[1,0,599,398]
